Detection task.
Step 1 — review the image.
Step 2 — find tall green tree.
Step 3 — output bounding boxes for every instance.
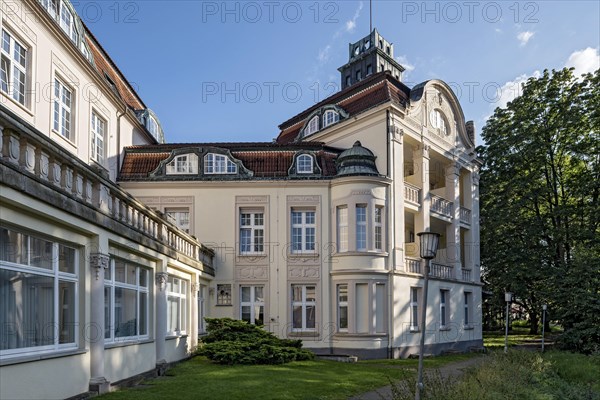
[479,68,599,352]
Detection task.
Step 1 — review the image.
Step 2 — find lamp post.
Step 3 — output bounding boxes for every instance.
[414,231,440,400]
[542,304,547,352]
[504,292,512,353]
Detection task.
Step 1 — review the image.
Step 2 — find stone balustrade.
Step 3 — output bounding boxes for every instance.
[430,262,454,279]
[431,194,453,218]
[460,207,471,225]
[403,182,421,206]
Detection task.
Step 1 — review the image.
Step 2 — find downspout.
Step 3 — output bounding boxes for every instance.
[386,109,394,359]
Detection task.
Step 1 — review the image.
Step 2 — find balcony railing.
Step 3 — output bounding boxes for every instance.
[460,207,471,225]
[0,108,214,269]
[462,268,472,281]
[405,257,422,274]
[431,195,453,218]
[404,182,421,206]
[430,262,454,279]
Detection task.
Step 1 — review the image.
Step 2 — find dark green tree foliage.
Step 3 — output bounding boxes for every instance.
[198,318,314,364]
[480,68,599,353]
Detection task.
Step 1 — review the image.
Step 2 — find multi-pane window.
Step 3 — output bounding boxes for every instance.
[216,284,231,306]
[240,285,264,325]
[90,112,105,164]
[147,116,159,139]
[464,292,472,327]
[104,258,149,341]
[410,287,420,331]
[356,205,367,251]
[165,208,190,233]
[440,289,449,329]
[0,227,78,356]
[337,206,348,252]
[430,109,447,135]
[166,154,198,174]
[204,153,237,174]
[167,276,188,335]
[291,285,316,331]
[291,209,315,253]
[53,78,73,140]
[59,1,78,43]
[1,30,27,106]
[337,284,348,332]
[322,110,339,128]
[296,154,313,174]
[374,206,384,251]
[304,116,319,137]
[240,211,264,254]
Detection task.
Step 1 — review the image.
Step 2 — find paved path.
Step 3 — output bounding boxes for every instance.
[348,355,487,400]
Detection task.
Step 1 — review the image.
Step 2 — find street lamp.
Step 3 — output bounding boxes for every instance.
[542,304,547,352]
[504,292,512,353]
[415,231,440,400]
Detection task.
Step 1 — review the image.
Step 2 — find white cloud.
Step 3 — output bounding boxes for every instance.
[516,31,535,46]
[318,45,331,64]
[493,70,542,110]
[345,2,363,33]
[565,47,600,76]
[396,55,415,74]
[495,28,503,33]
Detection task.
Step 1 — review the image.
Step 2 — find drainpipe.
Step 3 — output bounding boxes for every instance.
[386,109,394,359]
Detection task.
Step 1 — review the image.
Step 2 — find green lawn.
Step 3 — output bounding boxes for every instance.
[483,327,550,348]
[99,354,474,400]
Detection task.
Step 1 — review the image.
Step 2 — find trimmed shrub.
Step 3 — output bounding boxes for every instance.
[198,318,314,365]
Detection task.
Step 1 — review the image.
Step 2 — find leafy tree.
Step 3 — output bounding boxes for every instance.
[479,68,599,352]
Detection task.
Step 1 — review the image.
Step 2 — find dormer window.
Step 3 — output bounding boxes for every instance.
[148,116,159,138]
[296,154,313,174]
[379,39,383,49]
[304,116,319,137]
[363,40,370,50]
[430,109,448,135]
[354,46,360,56]
[166,154,198,175]
[204,153,237,174]
[322,110,340,128]
[59,2,78,43]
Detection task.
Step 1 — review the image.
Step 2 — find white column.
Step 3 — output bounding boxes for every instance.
[391,127,405,269]
[89,252,110,394]
[413,144,431,253]
[445,163,462,279]
[471,171,481,282]
[155,271,169,373]
[191,281,199,349]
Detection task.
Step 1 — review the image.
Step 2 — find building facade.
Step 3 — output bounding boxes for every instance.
[1,1,482,399]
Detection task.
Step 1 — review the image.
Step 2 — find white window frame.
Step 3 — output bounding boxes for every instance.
[166,154,198,175]
[0,226,79,358]
[374,206,384,251]
[240,285,265,325]
[204,153,237,174]
[337,284,348,332]
[53,77,73,140]
[291,284,316,332]
[166,275,188,336]
[90,111,106,164]
[356,204,367,251]
[336,206,348,253]
[104,258,149,343]
[464,291,472,327]
[430,109,448,135]
[147,115,159,139]
[239,210,264,255]
[440,289,449,329]
[1,29,28,106]
[59,1,78,43]
[291,209,316,254]
[165,208,191,233]
[304,115,319,137]
[322,110,339,128]
[296,154,313,174]
[216,283,232,306]
[410,287,420,331]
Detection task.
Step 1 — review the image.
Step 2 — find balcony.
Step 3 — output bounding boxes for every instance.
[405,257,422,274]
[430,262,454,279]
[430,195,453,219]
[0,107,214,271]
[462,268,472,281]
[460,207,471,225]
[404,182,421,206]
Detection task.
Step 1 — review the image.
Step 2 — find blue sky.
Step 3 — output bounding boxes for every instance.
[74,1,600,144]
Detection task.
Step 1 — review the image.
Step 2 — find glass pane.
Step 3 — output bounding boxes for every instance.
[139,269,148,287]
[0,269,54,350]
[241,305,251,323]
[114,260,126,283]
[254,305,264,326]
[241,286,250,302]
[292,305,303,329]
[306,212,315,225]
[375,284,385,333]
[58,281,76,344]
[58,244,76,274]
[168,296,179,332]
[30,237,53,270]
[306,305,316,329]
[338,285,348,302]
[305,228,315,250]
[305,286,316,302]
[291,228,302,251]
[339,306,348,329]
[139,292,148,335]
[254,213,263,226]
[114,287,137,337]
[292,285,302,302]
[0,228,26,264]
[172,277,180,293]
[254,286,263,302]
[291,212,301,225]
[126,265,137,285]
[104,286,111,338]
[240,229,251,253]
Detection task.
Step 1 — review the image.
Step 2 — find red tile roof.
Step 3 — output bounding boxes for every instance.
[276,71,410,144]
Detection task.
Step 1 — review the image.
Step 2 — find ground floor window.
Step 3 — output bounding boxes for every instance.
[198,284,207,334]
[335,281,387,334]
[292,284,316,331]
[167,275,188,335]
[0,226,78,356]
[240,285,264,325]
[464,291,472,327]
[410,287,421,331]
[440,289,450,329]
[104,258,149,341]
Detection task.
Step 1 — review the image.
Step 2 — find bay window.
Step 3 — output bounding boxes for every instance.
[356,204,367,251]
[336,206,348,253]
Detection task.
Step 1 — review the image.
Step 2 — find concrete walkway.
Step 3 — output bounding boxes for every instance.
[348,355,487,400]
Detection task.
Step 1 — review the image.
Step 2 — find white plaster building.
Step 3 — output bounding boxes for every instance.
[0,1,482,399]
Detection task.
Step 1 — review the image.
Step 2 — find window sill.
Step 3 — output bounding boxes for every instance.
[53,128,77,148]
[166,334,189,340]
[0,348,86,367]
[333,251,389,257]
[0,92,34,117]
[288,331,320,338]
[463,325,474,330]
[409,328,420,333]
[439,327,451,332]
[105,338,154,349]
[333,333,388,339]
[215,304,233,307]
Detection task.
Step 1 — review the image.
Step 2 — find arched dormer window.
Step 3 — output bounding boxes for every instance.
[304,116,319,137]
[429,109,448,136]
[322,110,340,128]
[296,154,313,174]
[166,154,198,175]
[204,153,237,174]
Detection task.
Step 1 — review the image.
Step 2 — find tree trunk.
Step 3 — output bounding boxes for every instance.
[529,312,539,335]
